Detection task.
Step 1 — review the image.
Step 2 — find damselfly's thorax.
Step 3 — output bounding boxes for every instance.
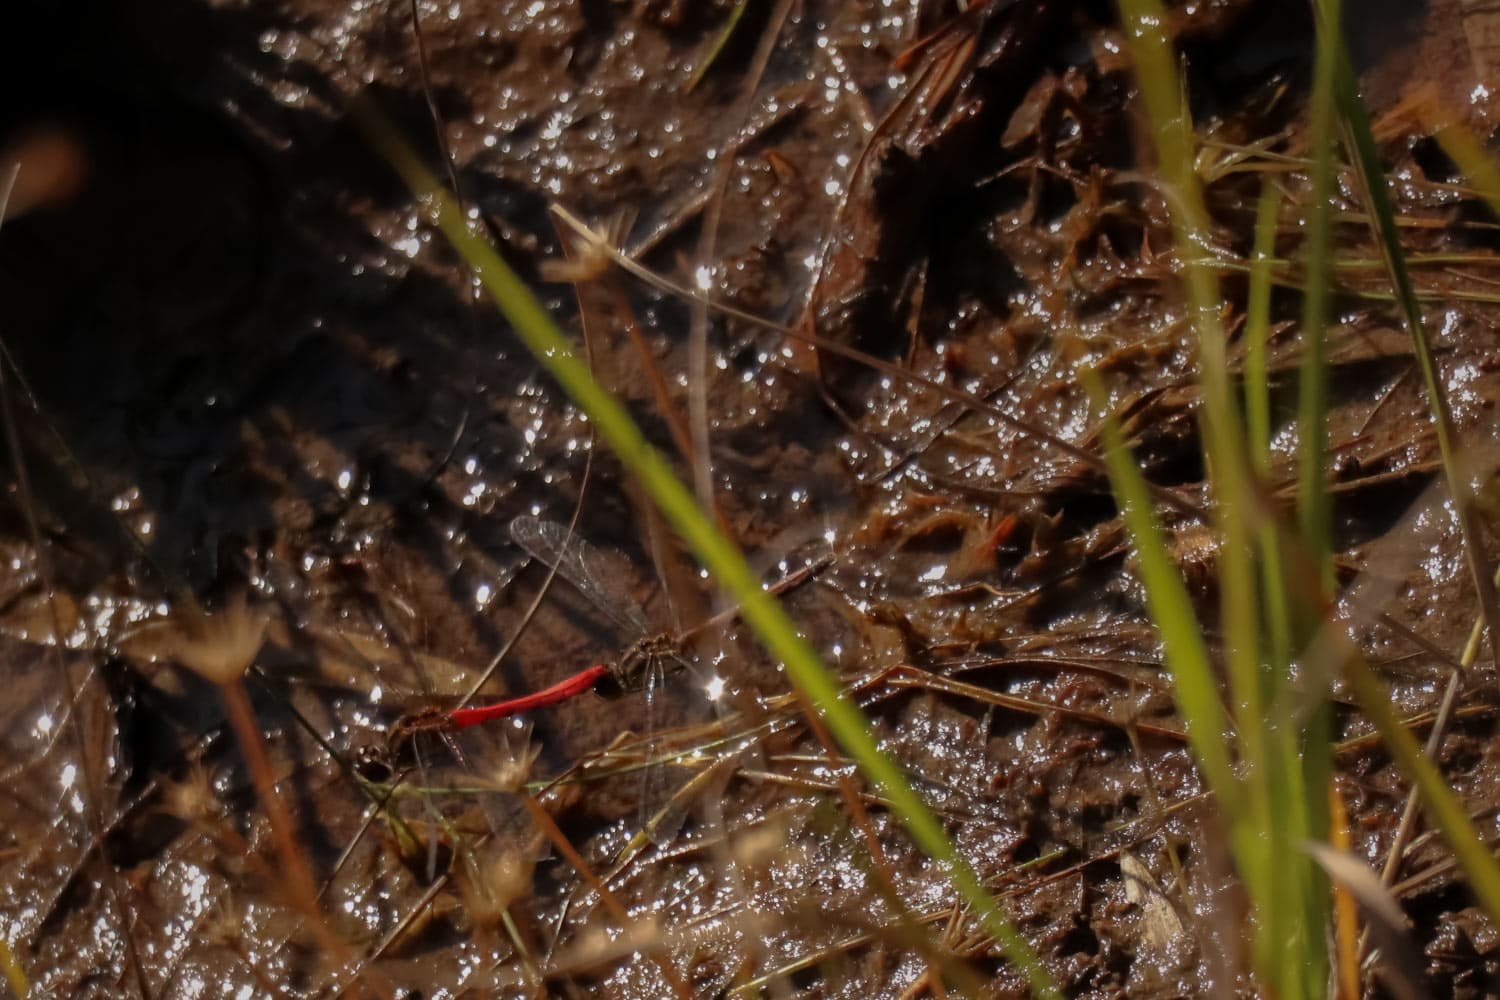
[386,705,449,759]
[601,632,683,696]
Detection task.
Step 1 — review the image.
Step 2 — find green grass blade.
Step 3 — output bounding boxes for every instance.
[1429,110,1500,218]
[1293,700,1335,999]
[1114,0,1257,794]
[1116,2,1341,991]
[1343,650,1500,925]
[1296,0,1340,602]
[1244,182,1280,477]
[1113,2,1259,741]
[1245,179,1290,722]
[1274,7,1342,993]
[1083,370,1239,807]
[1334,75,1500,669]
[0,933,26,999]
[352,103,1060,999]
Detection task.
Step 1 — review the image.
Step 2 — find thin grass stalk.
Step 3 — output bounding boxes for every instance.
[1296,706,1336,999]
[351,103,1061,999]
[1244,182,1280,475]
[1245,185,1293,694]
[683,0,752,94]
[1276,4,1344,993]
[1083,370,1238,802]
[1113,1,1262,766]
[1113,0,1259,806]
[1241,183,1286,949]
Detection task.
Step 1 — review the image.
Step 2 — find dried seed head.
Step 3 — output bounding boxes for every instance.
[477,725,541,795]
[164,593,270,685]
[537,206,634,284]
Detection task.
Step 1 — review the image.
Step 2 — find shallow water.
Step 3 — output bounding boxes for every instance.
[3,0,1500,996]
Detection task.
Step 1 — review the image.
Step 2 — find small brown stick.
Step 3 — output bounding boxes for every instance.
[623,90,810,261]
[879,663,1188,742]
[0,161,153,999]
[550,205,1207,522]
[515,793,692,1000]
[793,691,981,997]
[685,0,797,523]
[218,679,373,994]
[1354,364,1413,437]
[599,277,698,466]
[332,871,451,998]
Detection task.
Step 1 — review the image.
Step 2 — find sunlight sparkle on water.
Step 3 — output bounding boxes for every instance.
[704,674,726,701]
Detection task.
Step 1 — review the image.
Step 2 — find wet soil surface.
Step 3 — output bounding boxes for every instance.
[5,0,1500,997]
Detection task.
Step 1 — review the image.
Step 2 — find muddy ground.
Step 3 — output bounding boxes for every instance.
[4,0,1500,996]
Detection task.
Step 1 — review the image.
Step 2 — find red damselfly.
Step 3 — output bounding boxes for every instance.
[392,516,687,739]
[390,514,824,844]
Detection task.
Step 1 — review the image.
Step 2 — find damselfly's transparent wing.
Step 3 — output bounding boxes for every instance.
[509,516,650,636]
[511,518,725,847]
[602,633,698,845]
[638,649,679,846]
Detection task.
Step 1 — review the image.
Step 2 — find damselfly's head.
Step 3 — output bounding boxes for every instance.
[354,742,396,785]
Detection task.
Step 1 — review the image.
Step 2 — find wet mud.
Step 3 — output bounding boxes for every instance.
[3,0,1500,996]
